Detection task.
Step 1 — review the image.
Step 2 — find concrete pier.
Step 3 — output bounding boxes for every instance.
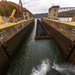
[42,18,75,64]
[0,18,34,75]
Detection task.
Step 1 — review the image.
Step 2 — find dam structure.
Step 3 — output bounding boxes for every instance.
[6,19,75,75]
[0,18,34,75]
[0,1,75,75]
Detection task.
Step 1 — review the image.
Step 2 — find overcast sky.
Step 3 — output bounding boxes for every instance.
[6,0,75,14]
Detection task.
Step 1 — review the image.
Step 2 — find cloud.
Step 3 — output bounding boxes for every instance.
[24,0,51,14]
[6,0,75,14]
[23,0,75,14]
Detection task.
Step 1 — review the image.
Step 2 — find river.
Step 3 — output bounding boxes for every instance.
[6,19,75,75]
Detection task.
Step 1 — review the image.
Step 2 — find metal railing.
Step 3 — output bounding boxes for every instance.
[43,18,75,40]
[0,18,33,42]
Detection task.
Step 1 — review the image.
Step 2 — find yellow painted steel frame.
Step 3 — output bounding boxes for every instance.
[0,18,33,29]
[44,18,75,27]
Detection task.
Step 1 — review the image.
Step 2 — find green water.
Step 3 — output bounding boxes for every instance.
[6,19,75,75]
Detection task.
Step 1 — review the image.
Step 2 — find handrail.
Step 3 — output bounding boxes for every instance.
[43,18,75,41]
[0,18,34,42]
[44,18,75,27]
[0,18,34,29]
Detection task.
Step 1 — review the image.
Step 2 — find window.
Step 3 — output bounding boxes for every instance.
[54,14,56,16]
[25,16,28,19]
[54,9,56,12]
[25,13,26,15]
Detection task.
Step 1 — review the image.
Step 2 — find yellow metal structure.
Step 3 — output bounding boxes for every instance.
[9,9,16,21]
[44,18,75,26]
[0,18,33,29]
[0,16,4,24]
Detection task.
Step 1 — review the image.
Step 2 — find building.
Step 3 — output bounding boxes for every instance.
[23,12,30,20]
[1,0,7,1]
[48,5,60,19]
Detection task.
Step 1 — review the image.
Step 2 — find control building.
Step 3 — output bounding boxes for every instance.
[48,5,60,19]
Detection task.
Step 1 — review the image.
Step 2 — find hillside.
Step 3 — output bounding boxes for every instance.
[34,9,75,18]
[34,13,48,18]
[0,1,33,18]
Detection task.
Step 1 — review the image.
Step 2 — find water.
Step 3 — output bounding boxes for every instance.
[6,19,75,75]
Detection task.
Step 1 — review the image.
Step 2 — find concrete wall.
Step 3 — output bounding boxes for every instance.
[68,48,75,64]
[42,18,75,64]
[0,19,34,75]
[0,44,11,75]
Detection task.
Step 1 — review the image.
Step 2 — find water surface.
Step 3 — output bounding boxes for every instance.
[6,19,75,75]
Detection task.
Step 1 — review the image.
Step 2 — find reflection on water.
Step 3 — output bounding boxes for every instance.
[6,19,75,75]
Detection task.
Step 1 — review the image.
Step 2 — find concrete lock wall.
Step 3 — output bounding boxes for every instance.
[68,47,75,64]
[0,43,11,75]
[0,18,34,75]
[42,18,75,64]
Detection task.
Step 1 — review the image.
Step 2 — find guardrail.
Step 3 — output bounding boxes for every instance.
[0,18,34,43]
[43,18,75,41]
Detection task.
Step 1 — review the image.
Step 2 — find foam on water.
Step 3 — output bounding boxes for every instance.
[52,62,75,75]
[31,59,75,75]
[30,59,50,75]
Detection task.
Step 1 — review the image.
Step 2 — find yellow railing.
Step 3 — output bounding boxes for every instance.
[0,18,34,29]
[0,18,34,42]
[43,18,75,40]
[44,18,75,26]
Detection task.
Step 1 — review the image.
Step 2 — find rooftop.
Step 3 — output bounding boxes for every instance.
[49,5,60,10]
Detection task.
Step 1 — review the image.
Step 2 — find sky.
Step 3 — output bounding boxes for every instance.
[6,0,75,14]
